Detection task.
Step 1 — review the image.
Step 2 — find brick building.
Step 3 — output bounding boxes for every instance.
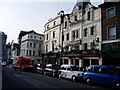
[99,1,120,65]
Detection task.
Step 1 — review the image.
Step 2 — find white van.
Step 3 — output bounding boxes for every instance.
[59,64,84,81]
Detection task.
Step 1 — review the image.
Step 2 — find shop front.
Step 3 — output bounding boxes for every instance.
[102,42,120,66]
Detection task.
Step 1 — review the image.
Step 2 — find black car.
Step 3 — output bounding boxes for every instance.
[44,64,59,77]
[36,64,45,74]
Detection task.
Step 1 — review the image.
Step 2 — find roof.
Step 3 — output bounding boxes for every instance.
[76,2,97,10]
[18,30,44,39]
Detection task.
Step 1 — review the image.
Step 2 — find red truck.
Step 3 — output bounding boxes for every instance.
[12,56,33,71]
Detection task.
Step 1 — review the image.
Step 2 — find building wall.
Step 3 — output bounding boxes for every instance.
[20,32,45,61]
[44,15,61,53]
[0,32,7,61]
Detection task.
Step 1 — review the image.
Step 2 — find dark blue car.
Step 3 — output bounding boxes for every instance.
[83,65,120,89]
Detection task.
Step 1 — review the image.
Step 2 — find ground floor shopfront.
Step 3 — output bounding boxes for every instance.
[102,42,120,66]
[42,50,101,67]
[59,49,101,67]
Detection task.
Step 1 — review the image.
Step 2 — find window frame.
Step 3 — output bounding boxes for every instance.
[106,7,116,19]
[107,25,117,40]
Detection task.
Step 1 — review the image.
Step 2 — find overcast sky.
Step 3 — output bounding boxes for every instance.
[0,0,104,43]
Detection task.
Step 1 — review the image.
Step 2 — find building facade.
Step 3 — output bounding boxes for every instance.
[20,30,45,63]
[44,0,102,67]
[60,0,102,67]
[99,1,120,66]
[0,31,7,62]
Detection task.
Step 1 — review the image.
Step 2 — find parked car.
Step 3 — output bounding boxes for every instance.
[83,65,120,89]
[36,64,45,74]
[1,61,6,67]
[58,64,84,82]
[44,64,59,77]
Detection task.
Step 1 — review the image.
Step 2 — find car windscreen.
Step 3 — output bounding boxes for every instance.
[71,66,79,71]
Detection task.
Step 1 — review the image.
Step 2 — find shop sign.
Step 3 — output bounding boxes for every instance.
[82,50,99,56]
[102,42,120,52]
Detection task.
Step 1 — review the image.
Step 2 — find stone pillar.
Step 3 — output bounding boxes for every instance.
[99,58,102,65]
[79,59,84,67]
[68,59,71,64]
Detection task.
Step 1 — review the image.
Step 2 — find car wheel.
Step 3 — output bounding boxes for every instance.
[115,81,120,89]
[52,73,55,77]
[44,72,46,75]
[86,78,91,85]
[72,76,76,82]
[59,75,62,79]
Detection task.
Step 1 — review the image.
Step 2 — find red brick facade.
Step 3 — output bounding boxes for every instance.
[99,2,120,41]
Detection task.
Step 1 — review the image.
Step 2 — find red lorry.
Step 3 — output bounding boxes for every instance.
[12,56,33,71]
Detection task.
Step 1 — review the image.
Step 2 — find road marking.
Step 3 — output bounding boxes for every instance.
[13,74,21,78]
[24,79,39,86]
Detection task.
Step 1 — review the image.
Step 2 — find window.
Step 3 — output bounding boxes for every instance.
[34,43,36,48]
[65,21,67,29]
[53,31,55,38]
[52,43,55,51]
[88,67,93,72]
[28,36,29,38]
[87,11,90,20]
[27,43,29,48]
[33,51,35,56]
[107,7,115,18]
[39,44,41,48]
[67,68,71,71]
[30,43,32,47]
[31,36,33,39]
[84,43,87,50]
[47,25,49,29]
[46,45,48,53]
[26,50,28,56]
[101,68,110,74]
[46,34,49,40]
[76,30,79,38]
[62,35,64,41]
[84,28,87,37]
[34,36,36,39]
[54,21,56,26]
[66,33,69,40]
[90,26,94,35]
[40,37,41,40]
[29,50,32,56]
[93,67,101,73]
[108,26,116,39]
[75,15,77,21]
[72,31,75,38]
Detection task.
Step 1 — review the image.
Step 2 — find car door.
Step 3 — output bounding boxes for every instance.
[92,67,103,83]
[66,67,72,79]
[99,67,114,85]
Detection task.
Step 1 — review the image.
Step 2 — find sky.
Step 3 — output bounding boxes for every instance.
[0,0,104,43]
